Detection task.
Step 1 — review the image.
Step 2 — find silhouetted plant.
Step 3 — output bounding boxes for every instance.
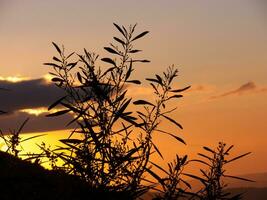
[184,142,253,200]
[0,89,44,158]
[0,118,44,158]
[148,155,193,200]
[43,23,189,198]
[0,23,253,200]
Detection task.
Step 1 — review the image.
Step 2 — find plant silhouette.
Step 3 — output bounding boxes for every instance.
[0,23,253,200]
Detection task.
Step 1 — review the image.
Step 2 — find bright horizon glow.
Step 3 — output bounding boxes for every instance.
[0,76,29,83]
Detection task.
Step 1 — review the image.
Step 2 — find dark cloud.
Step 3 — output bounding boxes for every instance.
[0,77,114,134]
[0,78,74,134]
[0,111,75,134]
[0,78,65,113]
[210,81,260,99]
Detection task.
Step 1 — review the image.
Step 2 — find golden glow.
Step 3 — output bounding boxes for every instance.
[43,74,53,83]
[19,107,65,116]
[0,142,8,152]
[0,76,29,83]
[20,107,49,116]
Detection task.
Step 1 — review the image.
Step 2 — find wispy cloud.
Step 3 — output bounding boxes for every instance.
[185,84,216,94]
[210,81,267,99]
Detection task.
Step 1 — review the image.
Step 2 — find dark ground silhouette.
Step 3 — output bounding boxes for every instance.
[0,151,129,200]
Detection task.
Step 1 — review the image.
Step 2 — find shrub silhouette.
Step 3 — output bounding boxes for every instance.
[0,23,253,200]
[42,23,190,198]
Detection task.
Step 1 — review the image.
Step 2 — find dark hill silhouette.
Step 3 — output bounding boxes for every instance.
[0,151,129,200]
[227,172,267,188]
[227,187,267,200]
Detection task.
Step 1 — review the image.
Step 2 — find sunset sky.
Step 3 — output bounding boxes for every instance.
[0,0,267,175]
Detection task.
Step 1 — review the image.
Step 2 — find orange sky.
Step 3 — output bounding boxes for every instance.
[0,0,267,175]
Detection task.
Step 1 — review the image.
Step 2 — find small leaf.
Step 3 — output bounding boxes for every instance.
[225,145,234,154]
[203,146,215,154]
[77,72,83,83]
[152,142,164,159]
[126,80,141,84]
[131,31,149,42]
[129,49,142,53]
[113,23,126,37]
[226,152,251,164]
[163,132,186,145]
[150,161,170,176]
[113,90,127,104]
[171,86,191,93]
[60,139,83,144]
[168,94,183,100]
[120,115,139,126]
[125,60,133,81]
[52,42,61,55]
[198,153,212,161]
[104,47,119,55]
[21,134,46,143]
[101,58,116,66]
[131,60,150,63]
[146,168,164,184]
[51,77,63,82]
[224,175,254,182]
[183,173,208,185]
[113,37,126,45]
[162,115,183,129]
[46,109,70,117]
[146,78,160,84]
[48,96,66,110]
[67,62,78,70]
[66,52,75,59]
[43,63,61,69]
[155,75,163,85]
[140,60,150,63]
[133,100,155,107]
[53,56,61,62]
[16,118,29,135]
[116,99,132,117]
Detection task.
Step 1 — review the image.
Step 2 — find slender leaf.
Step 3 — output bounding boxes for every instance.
[129,49,142,53]
[52,42,61,55]
[203,146,215,154]
[113,23,126,37]
[43,63,61,69]
[60,139,83,144]
[162,114,183,129]
[48,96,66,110]
[46,109,70,117]
[226,152,251,164]
[53,56,61,62]
[51,77,63,82]
[152,142,163,159]
[104,47,119,55]
[161,132,186,145]
[146,167,164,184]
[224,175,254,182]
[171,86,191,93]
[133,100,155,106]
[126,80,141,84]
[113,37,125,45]
[131,31,149,42]
[101,57,116,66]
[21,134,46,143]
